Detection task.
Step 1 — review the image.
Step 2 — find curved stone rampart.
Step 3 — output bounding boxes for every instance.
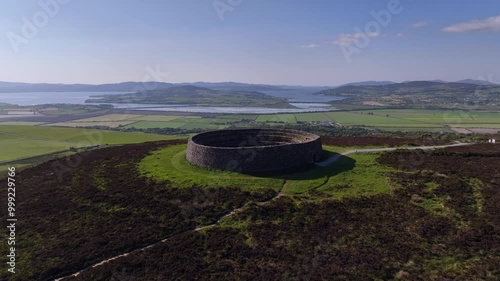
[186,129,322,173]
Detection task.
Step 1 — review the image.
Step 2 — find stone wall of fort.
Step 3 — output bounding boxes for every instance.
[186,129,323,173]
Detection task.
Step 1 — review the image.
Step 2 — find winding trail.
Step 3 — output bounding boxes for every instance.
[53,141,472,280]
[316,141,470,167]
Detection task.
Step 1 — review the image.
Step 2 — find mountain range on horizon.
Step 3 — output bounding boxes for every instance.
[0,81,285,93]
[0,79,498,93]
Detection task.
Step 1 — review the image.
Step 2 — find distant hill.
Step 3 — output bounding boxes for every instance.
[2,79,499,93]
[336,81,396,87]
[315,81,500,109]
[85,85,294,108]
[317,81,499,96]
[455,79,499,86]
[85,81,174,92]
[0,81,286,93]
[0,81,90,92]
[0,81,175,93]
[179,82,284,92]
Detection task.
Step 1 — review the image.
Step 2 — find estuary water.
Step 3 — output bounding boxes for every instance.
[0,90,341,114]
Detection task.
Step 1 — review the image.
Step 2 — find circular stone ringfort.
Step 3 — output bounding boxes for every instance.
[186,129,323,173]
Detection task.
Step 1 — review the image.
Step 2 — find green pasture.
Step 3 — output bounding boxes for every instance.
[217,114,258,121]
[284,109,498,130]
[0,125,182,165]
[263,111,445,128]
[0,121,46,126]
[0,133,69,162]
[128,115,184,121]
[74,114,141,122]
[50,121,136,128]
[294,112,332,122]
[370,109,500,124]
[125,121,188,129]
[256,114,297,123]
[139,144,399,198]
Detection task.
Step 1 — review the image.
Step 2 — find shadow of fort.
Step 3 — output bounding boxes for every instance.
[242,150,356,182]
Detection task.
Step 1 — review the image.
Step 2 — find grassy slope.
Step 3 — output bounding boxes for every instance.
[139,144,284,192]
[0,125,183,169]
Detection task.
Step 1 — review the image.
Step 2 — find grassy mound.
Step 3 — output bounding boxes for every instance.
[139,144,398,198]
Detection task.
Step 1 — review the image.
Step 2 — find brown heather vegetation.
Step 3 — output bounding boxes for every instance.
[0,140,275,281]
[321,135,451,147]
[71,144,498,280]
[1,141,498,280]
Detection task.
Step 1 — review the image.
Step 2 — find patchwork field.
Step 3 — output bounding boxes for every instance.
[125,121,188,129]
[267,110,499,132]
[256,114,297,123]
[3,109,497,133]
[49,121,137,128]
[127,115,184,121]
[70,114,141,122]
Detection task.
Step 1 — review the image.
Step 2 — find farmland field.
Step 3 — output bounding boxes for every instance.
[256,114,297,123]
[0,133,70,162]
[262,109,499,131]
[70,113,141,122]
[0,121,45,126]
[49,121,137,128]
[125,121,188,129]
[11,108,497,133]
[294,112,332,122]
[181,123,224,130]
[127,115,184,121]
[0,124,183,169]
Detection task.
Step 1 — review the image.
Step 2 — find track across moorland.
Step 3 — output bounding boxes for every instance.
[316,141,470,167]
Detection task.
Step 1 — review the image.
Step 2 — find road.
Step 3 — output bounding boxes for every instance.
[316,141,471,167]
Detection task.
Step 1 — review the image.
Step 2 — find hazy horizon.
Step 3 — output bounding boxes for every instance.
[2,0,500,86]
[0,78,496,89]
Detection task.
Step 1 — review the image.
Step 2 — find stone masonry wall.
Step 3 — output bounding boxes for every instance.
[186,129,323,173]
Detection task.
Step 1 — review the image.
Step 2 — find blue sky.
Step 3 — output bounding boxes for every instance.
[1,0,499,86]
